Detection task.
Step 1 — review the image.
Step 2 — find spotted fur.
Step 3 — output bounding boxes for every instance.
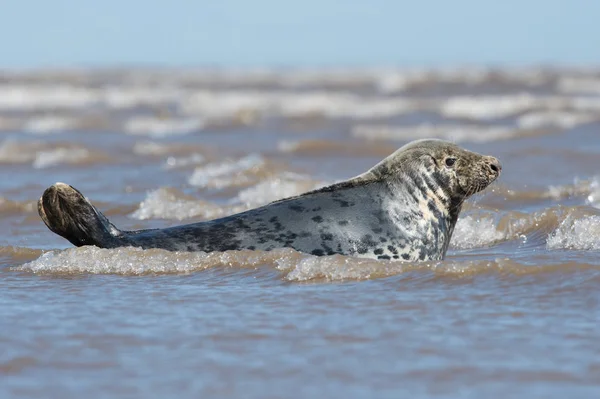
[38,139,501,262]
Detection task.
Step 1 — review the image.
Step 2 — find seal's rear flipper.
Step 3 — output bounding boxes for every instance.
[38,183,121,248]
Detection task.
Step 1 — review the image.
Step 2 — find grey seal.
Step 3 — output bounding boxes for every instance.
[38,139,501,261]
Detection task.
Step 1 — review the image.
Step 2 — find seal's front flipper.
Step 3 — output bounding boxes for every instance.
[38,182,122,248]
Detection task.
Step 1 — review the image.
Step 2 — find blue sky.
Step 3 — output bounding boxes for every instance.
[1,0,598,68]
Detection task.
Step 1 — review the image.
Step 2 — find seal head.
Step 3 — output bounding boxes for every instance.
[38,139,501,262]
[354,138,501,259]
[368,138,501,204]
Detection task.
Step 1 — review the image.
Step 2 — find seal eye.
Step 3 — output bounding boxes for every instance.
[445,158,456,167]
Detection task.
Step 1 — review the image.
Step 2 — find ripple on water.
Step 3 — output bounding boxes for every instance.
[14,246,600,285]
[547,215,600,250]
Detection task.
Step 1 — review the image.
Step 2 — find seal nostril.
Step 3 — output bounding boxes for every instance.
[490,164,498,173]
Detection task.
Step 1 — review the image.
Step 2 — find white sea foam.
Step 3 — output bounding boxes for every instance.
[188,154,267,189]
[21,245,390,280]
[124,116,204,137]
[133,173,325,221]
[0,84,190,112]
[33,148,91,169]
[180,90,271,120]
[585,181,600,209]
[547,215,600,250]
[19,246,297,275]
[517,111,597,129]
[279,95,415,119]
[546,178,600,207]
[0,84,98,110]
[180,90,416,121]
[13,244,464,281]
[277,254,538,281]
[131,187,244,221]
[101,86,184,109]
[23,116,78,134]
[236,174,326,207]
[132,141,171,155]
[375,70,430,93]
[163,154,206,170]
[17,244,583,281]
[352,123,519,143]
[450,215,505,249]
[373,68,499,94]
[276,253,405,281]
[4,69,600,132]
[0,139,99,168]
[440,94,538,120]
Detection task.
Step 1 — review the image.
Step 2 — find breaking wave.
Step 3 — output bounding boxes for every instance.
[16,244,600,282]
[547,215,600,250]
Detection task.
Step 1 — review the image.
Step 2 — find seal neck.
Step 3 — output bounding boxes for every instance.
[385,169,461,260]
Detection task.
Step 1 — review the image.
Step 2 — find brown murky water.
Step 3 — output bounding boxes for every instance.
[1,68,600,398]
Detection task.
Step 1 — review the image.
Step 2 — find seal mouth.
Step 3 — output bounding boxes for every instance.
[461,155,501,197]
[467,179,496,196]
[469,156,502,195]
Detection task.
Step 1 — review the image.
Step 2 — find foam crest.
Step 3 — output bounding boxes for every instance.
[163,154,205,169]
[449,206,597,250]
[277,255,595,281]
[517,111,598,129]
[124,116,204,137]
[282,96,415,119]
[33,148,91,169]
[546,177,600,207]
[132,141,170,155]
[101,86,183,109]
[181,90,416,121]
[133,175,325,221]
[236,174,326,207]
[0,84,98,110]
[132,141,203,156]
[131,187,245,221]
[180,90,270,120]
[440,94,539,120]
[276,254,400,281]
[23,116,78,134]
[375,70,429,93]
[450,215,505,249]
[4,68,600,132]
[16,244,600,281]
[276,139,393,157]
[0,139,100,168]
[547,215,600,250]
[19,246,299,275]
[12,244,505,281]
[373,67,551,94]
[586,181,600,209]
[352,123,522,143]
[188,154,268,189]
